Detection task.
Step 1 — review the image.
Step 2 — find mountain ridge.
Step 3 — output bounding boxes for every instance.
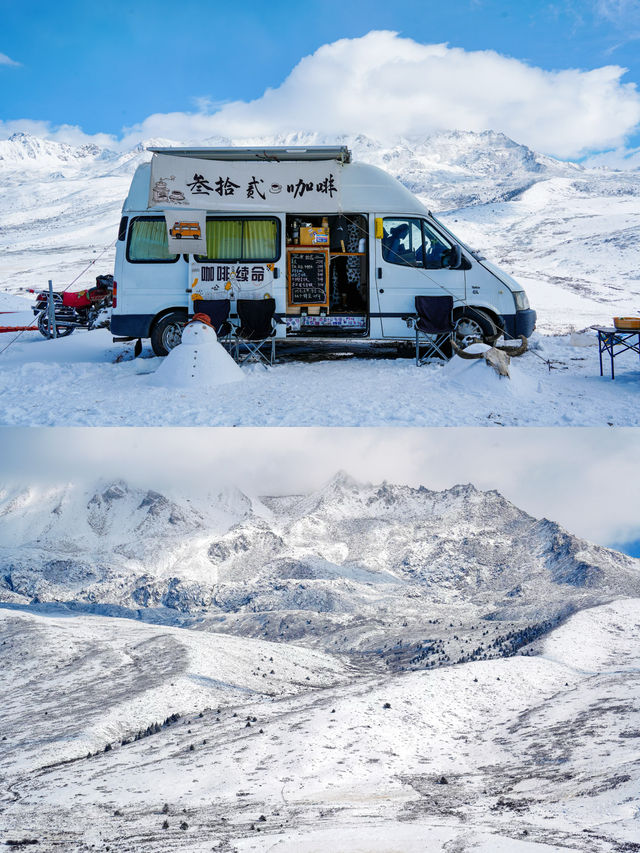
[0,129,583,208]
[1,475,637,664]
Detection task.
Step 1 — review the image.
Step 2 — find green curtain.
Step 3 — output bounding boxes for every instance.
[129,219,176,260]
[243,220,277,260]
[205,220,242,260]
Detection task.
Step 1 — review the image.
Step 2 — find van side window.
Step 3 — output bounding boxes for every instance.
[195,218,279,263]
[421,221,453,269]
[127,217,178,263]
[382,217,454,269]
[382,218,423,266]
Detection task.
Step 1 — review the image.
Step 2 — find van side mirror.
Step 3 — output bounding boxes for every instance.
[448,245,462,269]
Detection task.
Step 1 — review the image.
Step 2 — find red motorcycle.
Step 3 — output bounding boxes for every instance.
[31,275,113,338]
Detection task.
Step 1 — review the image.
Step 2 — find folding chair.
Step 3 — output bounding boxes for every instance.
[234,298,277,367]
[414,295,454,365]
[195,299,233,348]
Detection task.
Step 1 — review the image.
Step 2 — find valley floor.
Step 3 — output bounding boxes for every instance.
[1,600,639,852]
[0,319,638,427]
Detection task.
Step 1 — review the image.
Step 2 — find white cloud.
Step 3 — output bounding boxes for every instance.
[0,52,20,67]
[592,0,640,47]
[0,118,118,150]
[582,144,640,168]
[594,0,640,25]
[117,31,640,159]
[2,32,640,159]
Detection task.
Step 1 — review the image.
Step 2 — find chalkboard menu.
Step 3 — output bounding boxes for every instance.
[287,249,329,308]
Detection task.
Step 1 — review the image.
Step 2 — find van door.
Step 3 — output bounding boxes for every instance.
[121,215,188,319]
[374,216,466,338]
[188,215,284,314]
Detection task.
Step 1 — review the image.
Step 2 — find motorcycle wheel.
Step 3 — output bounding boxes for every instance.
[37,310,74,339]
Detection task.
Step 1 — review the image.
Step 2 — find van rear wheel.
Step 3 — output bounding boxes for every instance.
[453,309,499,347]
[150,311,188,357]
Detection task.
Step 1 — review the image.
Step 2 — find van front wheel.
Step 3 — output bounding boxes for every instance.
[453,309,499,347]
[150,311,188,357]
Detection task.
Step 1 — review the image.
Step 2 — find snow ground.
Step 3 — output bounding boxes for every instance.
[450,175,640,335]
[2,599,639,852]
[0,312,638,426]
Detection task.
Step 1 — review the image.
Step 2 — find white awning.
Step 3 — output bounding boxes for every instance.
[147,146,351,163]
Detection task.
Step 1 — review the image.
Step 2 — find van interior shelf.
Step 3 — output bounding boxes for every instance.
[286,245,365,257]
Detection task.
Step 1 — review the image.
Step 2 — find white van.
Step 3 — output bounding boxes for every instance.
[111,146,536,356]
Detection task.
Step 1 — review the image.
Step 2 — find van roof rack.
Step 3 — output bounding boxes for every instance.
[147,145,352,163]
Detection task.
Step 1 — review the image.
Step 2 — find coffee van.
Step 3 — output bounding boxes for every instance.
[111,146,536,356]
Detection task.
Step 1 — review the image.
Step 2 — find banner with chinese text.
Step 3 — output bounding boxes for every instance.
[150,153,343,212]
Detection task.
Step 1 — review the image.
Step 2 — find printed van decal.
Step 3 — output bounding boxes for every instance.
[165,210,207,254]
[190,259,275,302]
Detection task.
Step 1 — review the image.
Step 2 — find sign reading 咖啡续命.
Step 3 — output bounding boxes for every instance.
[149,154,343,213]
[190,259,275,301]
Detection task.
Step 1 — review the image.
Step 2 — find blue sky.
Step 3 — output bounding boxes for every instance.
[615,539,640,558]
[2,1,640,157]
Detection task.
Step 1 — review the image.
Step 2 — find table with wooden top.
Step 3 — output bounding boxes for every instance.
[591,325,640,379]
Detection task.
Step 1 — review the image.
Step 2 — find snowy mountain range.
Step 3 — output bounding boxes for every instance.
[2,474,640,850]
[2,474,637,665]
[0,128,577,204]
[1,129,640,330]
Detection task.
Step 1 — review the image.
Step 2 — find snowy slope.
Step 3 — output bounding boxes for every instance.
[1,130,639,331]
[1,598,639,851]
[2,476,640,850]
[0,608,350,775]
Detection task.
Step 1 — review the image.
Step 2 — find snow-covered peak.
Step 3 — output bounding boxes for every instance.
[262,477,516,527]
[399,129,576,175]
[0,479,223,551]
[318,469,368,497]
[0,132,115,166]
[1,477,639,627]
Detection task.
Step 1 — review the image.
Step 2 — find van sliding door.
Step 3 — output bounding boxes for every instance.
[374,216,466,338]
[189,216,283,311]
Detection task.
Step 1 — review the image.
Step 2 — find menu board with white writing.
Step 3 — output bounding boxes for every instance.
[287,249,329,308]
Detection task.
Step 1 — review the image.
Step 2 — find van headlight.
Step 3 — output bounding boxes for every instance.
[513,291,530,311]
